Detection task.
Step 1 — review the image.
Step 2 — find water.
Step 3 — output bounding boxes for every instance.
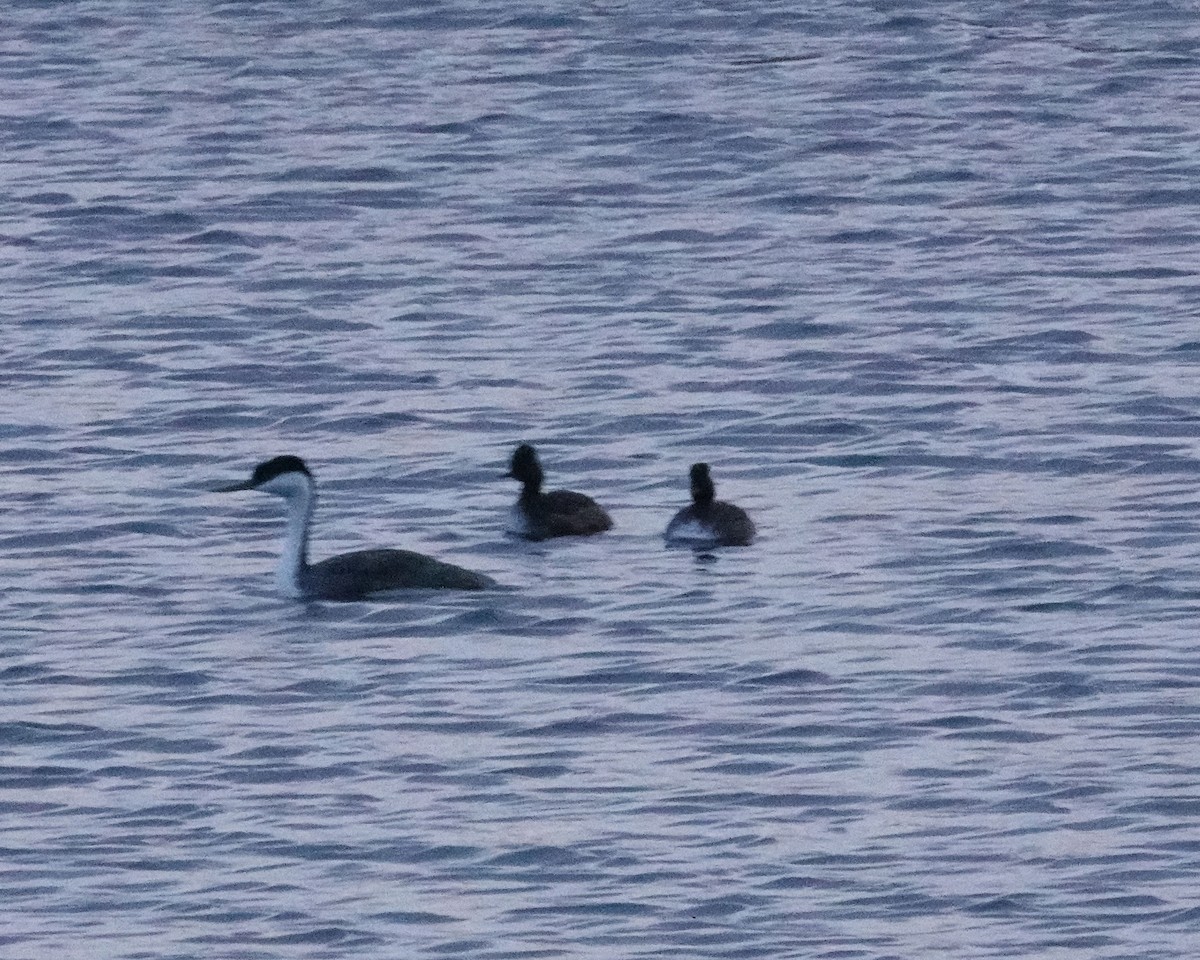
[3,2,1200,956]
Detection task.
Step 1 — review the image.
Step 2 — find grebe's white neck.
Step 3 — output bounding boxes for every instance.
[258,471,314,598]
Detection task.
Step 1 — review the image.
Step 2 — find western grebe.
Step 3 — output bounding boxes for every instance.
[216,455,496,599]
[505,443,613,541]
[664,462,755,547]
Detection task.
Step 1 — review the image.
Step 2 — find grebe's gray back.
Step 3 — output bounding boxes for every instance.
[216,455,496,599]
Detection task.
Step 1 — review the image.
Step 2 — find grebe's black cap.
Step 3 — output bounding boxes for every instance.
[215,455,311,492]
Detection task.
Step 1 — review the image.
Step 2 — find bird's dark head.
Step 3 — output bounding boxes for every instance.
[216,455,313,496]
[508,443,544,489]
[689,462,715,506]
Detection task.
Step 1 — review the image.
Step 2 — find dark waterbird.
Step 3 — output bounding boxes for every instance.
[505,443,613,541]
[664,462,755,547]
[216,455,496,600]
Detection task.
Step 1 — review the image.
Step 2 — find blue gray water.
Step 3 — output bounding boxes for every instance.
[3,2,1200,956]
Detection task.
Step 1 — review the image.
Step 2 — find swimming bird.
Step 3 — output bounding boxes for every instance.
[506,443,613,541]
[664,462,755,547]
[216,455,496,599]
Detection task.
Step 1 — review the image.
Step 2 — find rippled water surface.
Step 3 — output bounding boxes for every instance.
[5,2,1200,957]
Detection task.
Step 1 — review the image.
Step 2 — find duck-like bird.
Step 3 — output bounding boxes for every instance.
[664,462,755,547]
[505,443,613,541]
[216,455,496,599]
